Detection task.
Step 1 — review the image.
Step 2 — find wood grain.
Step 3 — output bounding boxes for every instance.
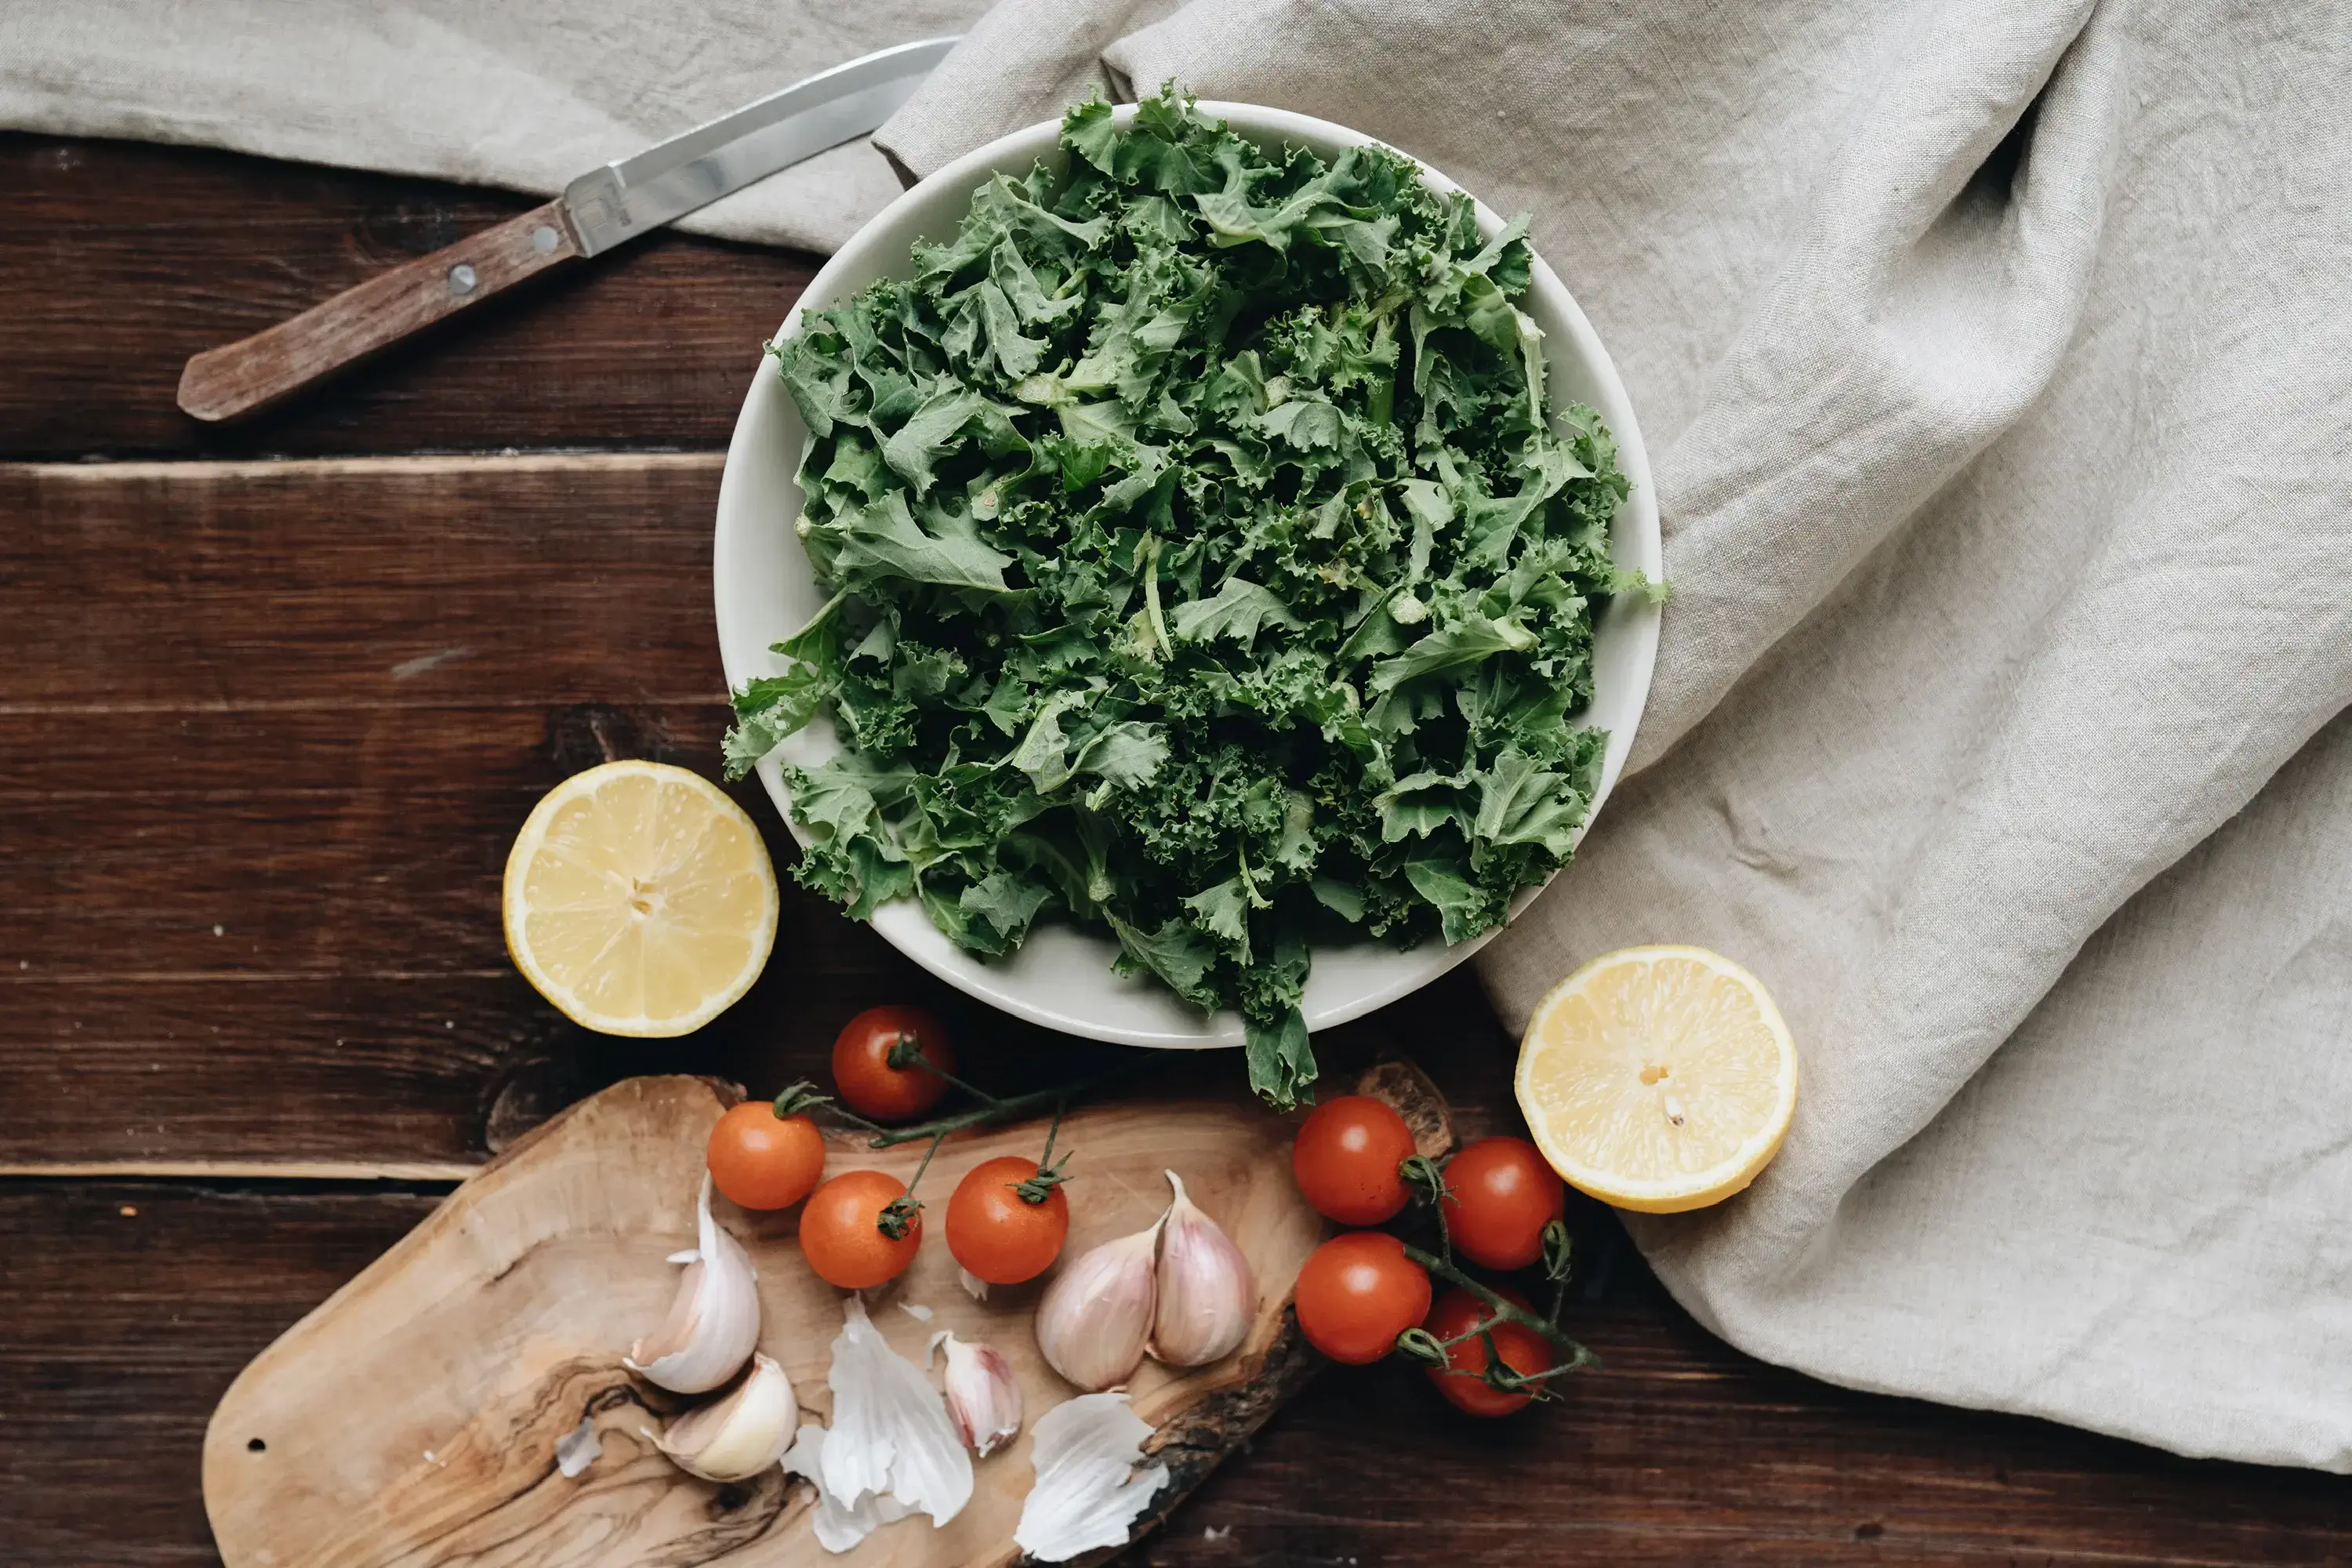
[178,199,582,422]
[201,1075,1350,1568]
[12,1180,2352,1568]
[0,134,814,459]
[8,129,2351,1568]
[0,454,723,709]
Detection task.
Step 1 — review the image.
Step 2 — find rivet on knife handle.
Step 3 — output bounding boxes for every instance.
[175,200,581,423]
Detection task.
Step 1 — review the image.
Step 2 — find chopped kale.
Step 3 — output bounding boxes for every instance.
[728,86,1634,1108]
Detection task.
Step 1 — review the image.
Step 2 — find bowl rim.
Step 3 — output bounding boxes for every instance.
[713,98,1661,1047]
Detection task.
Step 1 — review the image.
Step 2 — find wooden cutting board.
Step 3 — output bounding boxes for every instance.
[203,1066,1448,1567]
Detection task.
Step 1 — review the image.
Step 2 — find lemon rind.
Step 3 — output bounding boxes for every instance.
[501,760,779,1039]
[1512,943,1797,1214]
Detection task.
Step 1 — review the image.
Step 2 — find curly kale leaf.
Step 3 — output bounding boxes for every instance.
[728,85,1634,1108]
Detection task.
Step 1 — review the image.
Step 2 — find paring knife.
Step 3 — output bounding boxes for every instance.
[176,37,959,423]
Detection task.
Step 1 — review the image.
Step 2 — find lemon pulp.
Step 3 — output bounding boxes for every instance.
[502,760,778,1036]
[1515,945,1797,1213]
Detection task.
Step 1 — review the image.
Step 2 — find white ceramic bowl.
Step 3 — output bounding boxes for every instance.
[715,101,1659,1048]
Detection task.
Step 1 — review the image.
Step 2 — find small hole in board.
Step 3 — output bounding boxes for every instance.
[247,1437,267,1453]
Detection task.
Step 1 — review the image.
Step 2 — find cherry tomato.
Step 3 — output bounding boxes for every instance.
[1291,1094,1417,1225]
[1421,1287,1552,1417]
[706,1098,826,1210]
[832,1005,955,1121]
[799,1168,921,1289]
[1293,1230,1432,1364]
[945,1154,1070,1284]
[1439,1135,1565,1271]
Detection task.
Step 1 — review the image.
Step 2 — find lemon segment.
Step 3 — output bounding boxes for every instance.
[502,761,779,1037]
[1515,945,1797,1214]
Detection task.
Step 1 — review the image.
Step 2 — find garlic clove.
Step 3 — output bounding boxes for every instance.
[1035,1221,1160,1392]
[655,1352,797,1482]
[1148,1170,1255,1367]
[930,1330,1022,1457]
[822,1294,974,1526]
[1011,1392,1170,1563]
[626,1174,761,1393]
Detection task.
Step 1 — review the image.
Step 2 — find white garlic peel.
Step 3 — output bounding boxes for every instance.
[1035,1221,1160,1392]
[783,1421,910,1554]
[553,1416,601,1479]
[1149,1171,1255,1367]
[931,1330,1022,1457]
[1012,1392,1170,1563]
[654,1352,797,1482]
[823,1295,974,1526]
[625,1174,760,1394]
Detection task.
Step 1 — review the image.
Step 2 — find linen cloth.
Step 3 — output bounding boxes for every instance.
[12,0,2351,1469]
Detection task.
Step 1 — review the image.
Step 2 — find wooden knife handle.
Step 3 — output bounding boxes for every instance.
[176,199,583,423]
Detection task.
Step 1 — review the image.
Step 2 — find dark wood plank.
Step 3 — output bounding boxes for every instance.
[0,135,811,460]
[0,454,722,710]
[7,1180,2349,1568]
[0,453,1508,1165]
[9,131,2350,1568]
[1,1181,444,1567]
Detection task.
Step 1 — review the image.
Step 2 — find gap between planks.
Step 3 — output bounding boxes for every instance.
[0,1158,476,1181]
[0,450,724,482]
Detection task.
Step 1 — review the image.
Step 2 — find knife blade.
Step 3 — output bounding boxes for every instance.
[176,36,960,423]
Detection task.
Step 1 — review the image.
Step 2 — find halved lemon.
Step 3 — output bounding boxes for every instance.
[503,761,779,1036]
[1515,945,1797,1213]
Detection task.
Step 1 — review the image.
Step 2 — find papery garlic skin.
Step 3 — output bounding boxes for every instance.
[824,1295,974,1526]
[655,1352,797,1482]
[783,1421,911,1554]
[1148,1171,1254,1367]
[554,1416,601,1479]
[931,1331,1022,1457]
[1035,1222,1160,1392]
[1012,1392,1169,1563]
[626,1174,760,1393]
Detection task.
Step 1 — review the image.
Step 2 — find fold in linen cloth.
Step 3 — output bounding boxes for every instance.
[11,0,2350,1468]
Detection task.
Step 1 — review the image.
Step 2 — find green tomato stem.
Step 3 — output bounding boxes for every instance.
[856,1062,1142,1148]
[1400,1242,1595,1369]
[884,1032,1002,1106]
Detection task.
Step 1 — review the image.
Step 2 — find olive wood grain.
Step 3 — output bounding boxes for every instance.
[201,1066,1448,1568]
[176,199,581,422]
[24,1180,2352,1568]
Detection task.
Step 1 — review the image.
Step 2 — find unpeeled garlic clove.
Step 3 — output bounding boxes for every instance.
[931,1330,1022,1457]
[626,1174,760,1393]
[1034,1221,1160,1392]
[655,1352,797,1482]
[1148,1170,1254,1367]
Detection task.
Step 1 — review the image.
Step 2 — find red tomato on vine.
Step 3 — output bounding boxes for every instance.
[1439,1136,1565,1270]
[1421,1286,1553,1417]
[946,1153,1070,1285]
[705,1091,827,1210]
[800,1168,920,1289]
[1294,1230,1431,1364]
[832,1005,955,1120]
[1291,1094,1416,1225]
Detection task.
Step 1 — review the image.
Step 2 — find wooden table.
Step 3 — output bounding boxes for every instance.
[5,131,2347,1567]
